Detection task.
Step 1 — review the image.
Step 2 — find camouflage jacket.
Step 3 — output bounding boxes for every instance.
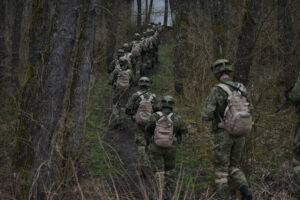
[126,90,158,116]
[289,72,300,118]
[201,78,252,132]
[108,59,120,74]
[108,67,134,87]
[145,108,188,145]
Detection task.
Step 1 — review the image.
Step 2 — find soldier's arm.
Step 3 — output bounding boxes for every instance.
[173,115,188,144]
[289,73,300,102]
[151,94,160,112]
[108,69,117,85]
[108,60,115,73]
[126,93,139,115]
[201,87,218,121]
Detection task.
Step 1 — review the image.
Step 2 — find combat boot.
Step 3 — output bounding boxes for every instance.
[240,185,252,200]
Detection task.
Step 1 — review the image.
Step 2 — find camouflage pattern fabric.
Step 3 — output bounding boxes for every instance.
[201,78,251,200]
[126,90,158,167]
[108,59,120,74]
[109,68,134,119]
[290,72,300,198]
[145,108,187,193]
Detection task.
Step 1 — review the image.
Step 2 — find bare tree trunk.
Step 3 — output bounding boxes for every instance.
[105,0,120,66]
[146,0,153,24]
[64,0,97,174]
[173,0,189,96]
[145,0,148,22]
[14,0,79,198]
[0,1,6,95]
[210,0,229,59]
[233,0,262,86]
[10,0,25,92]
[164,0,169,26]
[277,0,296,86]
[137,0,142,29]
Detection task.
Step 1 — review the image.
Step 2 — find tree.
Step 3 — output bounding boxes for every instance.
[164,0,169,27]
[146,0,153,24]
[233,0,262,86]
[14,0,80,198]
[0,0,6,96]
[63,0,98,175]
[210,0,229,59]
[137,0,142,29]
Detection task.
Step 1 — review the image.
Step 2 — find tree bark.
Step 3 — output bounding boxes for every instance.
[14,0,79,199]
[233,0,262,86]
[277,0,295,86]
[64,0,97,173]
[146,0,153,24]
[164,0,169,26]
[137,0,142,29]
[210,0,229,59]
[0,0,6,95]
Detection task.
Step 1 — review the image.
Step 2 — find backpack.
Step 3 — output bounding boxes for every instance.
[154,112,174,148]
[134,93,154,125]
[114,69,130,90]
[217,83,253,136]
[131,43,141,57]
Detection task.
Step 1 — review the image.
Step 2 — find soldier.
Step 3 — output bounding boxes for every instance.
[109,57,135,128]
[145,96,187,199]
[122,43,137,76]
[131,33,143,78]
[287,72,300,199]
[201,59,253,200]
[108,48,124,73]
[125,77,158,173]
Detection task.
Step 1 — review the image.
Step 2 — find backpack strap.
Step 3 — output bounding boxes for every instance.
[217,83,232,96]
[134,91,148,104]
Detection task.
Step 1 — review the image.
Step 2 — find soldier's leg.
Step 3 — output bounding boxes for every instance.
[212,130,232,200]
[164,147,177,197]
[135,125,149,168]
[230,136,248,188]
[293,124,300,199]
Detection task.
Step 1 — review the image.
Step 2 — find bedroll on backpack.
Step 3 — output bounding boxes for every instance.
[217,83,253,136]
[154,112,174,148]
[115,70,130,90]
[135,94,154,126]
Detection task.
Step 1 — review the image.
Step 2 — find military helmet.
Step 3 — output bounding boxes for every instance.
[123,43,131,52]
[161,95,175,110]
[211,59,233,74]
[138,76,151,87]
[134,33,141,40]
[142,32,147,37]
[117,49,124,57]
[119,57,128,69]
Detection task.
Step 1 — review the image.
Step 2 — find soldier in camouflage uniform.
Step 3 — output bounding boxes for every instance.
[145,96,187,198]
[109,57,135,128]
[288,72,300,199]
[130,33,143,78]
[108,48,124,73]
[125,77,158,172]
[122,43,137,77]
[201,59,252,200]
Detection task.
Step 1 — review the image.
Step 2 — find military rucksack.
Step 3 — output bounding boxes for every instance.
[217,83,253,136]
[135,93,155,125]
[114,69,130,90]
[154,112,174,148]
[131,43,142,57]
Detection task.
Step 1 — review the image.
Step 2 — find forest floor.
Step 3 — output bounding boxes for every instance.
[49,31,298,199]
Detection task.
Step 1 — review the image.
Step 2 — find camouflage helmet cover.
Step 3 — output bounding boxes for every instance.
[123,43,131,52]
[161,95,175,109]
[211,59,233,74]
[117,49,124,56]
[119,56,129,69]
[134,33,141,40]
[138,76,151,87]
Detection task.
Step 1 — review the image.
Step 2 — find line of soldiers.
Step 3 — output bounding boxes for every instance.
[107,23,300,199]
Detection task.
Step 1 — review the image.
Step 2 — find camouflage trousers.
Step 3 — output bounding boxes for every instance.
[212,129,248,200]
[112,88,130,120]
[135,56,142,78]
[149,144,177,195]
[134,124,149,167]
[293,121,300,198]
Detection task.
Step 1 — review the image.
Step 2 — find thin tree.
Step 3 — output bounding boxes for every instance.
[14,0,80,198]
[233,0,262,86]
[146,0,153,24]
[137,0,142,29]
[0,0,6,95]
[164,0,169,27]
[210,0,229,59]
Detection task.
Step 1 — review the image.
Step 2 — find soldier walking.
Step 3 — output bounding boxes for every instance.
[201,59,253,200]
[146,96,187,199]
[125,77,158,174]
